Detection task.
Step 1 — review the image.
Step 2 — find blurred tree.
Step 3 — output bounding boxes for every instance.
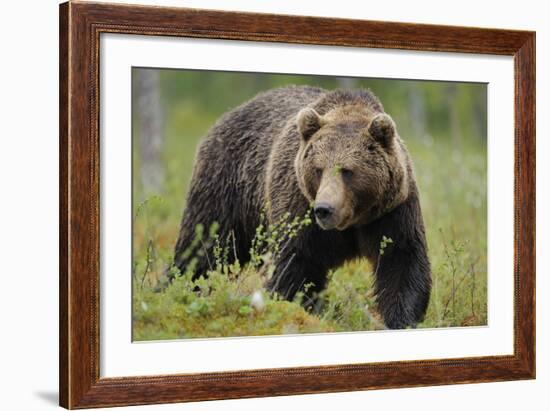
[471,87,487,145]
[408,83,427,138]
[136,69,164,195]
[445,83,462,148]
[337,76,357,89]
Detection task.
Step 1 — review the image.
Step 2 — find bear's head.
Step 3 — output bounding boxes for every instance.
[294,105,411,230]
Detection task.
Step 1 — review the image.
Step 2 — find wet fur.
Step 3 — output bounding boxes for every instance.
[168,86,431,329]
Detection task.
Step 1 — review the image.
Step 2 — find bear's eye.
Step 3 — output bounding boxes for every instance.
[315,168,323,179]
[367,143,376,151]
[341,168,353,179]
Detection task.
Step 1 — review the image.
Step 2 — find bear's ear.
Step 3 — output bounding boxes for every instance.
[296,108,324,141]
[368,113,396,147]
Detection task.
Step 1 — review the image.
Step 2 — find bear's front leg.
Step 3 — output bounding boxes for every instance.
[361,192,432,329]
[372,242,431,329]
[266,252,328,308]
[264,223,354,308]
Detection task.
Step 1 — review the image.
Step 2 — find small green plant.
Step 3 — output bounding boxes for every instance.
[420,228,485,328]
[318,261,384,331]
[248,209,313,273]
[370,235,394,279]
[379,235,394,256]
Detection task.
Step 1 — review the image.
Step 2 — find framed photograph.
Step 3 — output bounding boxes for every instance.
[59,1,535,408]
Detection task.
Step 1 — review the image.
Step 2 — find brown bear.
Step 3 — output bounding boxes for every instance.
[166,85,431,329]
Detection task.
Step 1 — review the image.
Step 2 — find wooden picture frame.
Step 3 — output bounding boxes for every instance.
[59,1,535,408]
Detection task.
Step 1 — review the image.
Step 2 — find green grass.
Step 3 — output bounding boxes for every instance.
[132,85,487,340]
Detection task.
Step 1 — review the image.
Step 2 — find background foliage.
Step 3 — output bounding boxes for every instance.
[132,68,487,340]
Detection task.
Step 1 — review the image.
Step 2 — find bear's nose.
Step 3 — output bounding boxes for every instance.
[314,203,335,221]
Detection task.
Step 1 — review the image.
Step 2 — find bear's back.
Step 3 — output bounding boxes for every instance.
[190,86,326,243]
[210,85,325,144]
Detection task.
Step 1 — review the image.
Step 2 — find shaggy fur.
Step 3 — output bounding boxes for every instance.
[166,86,431,329]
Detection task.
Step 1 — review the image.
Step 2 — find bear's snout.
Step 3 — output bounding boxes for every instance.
[314,174,349,230]
[313,199,343,230]
[314,202,335,222]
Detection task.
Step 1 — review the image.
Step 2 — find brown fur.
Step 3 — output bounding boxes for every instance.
[166,86,431,329]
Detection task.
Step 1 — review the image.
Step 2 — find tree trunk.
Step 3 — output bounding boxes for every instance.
[408,83,427,138]
[446,84,462,148]
[337,76,357,89]
[136,69,164,195]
